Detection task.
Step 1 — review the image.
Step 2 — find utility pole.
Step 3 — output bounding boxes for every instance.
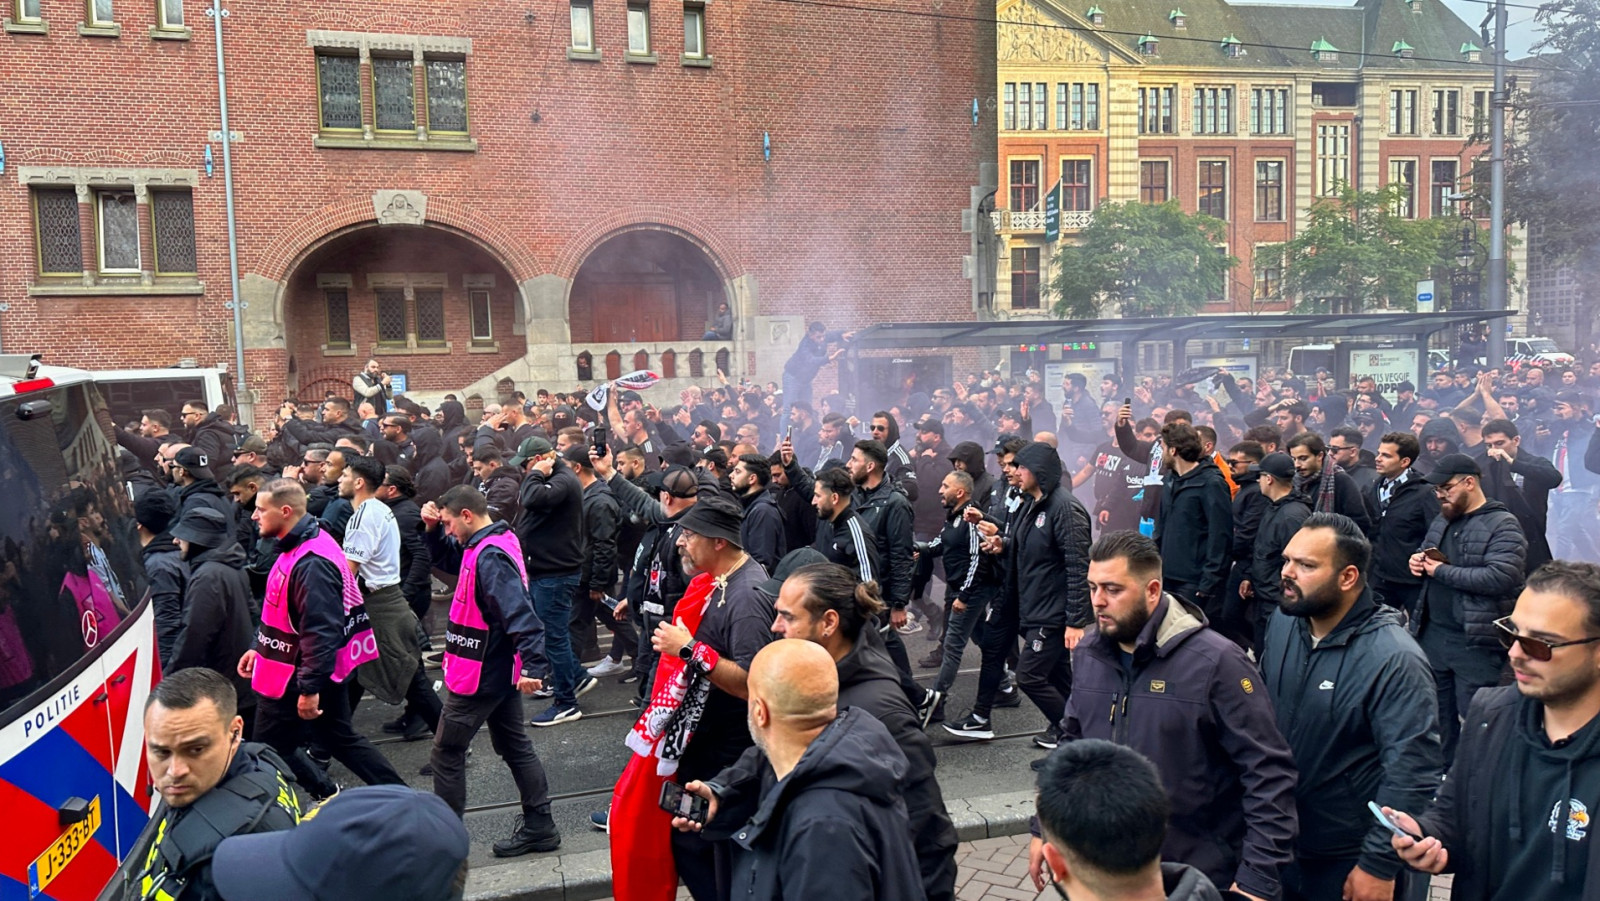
[210,0,250,424]
[1484,0,1508,370]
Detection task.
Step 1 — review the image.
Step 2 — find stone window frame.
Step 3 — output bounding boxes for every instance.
[464,273,501,353]
[152,0,190,40]
[4,0,48,34]
[78,0,122,38]
[308,30,477,151]
[20,165,205,296]
[318,274,357,355]
[365,272,454,355]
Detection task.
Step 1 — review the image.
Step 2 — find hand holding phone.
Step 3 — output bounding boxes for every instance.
[1369,801,1422,841]
[661,780,713,830]
[1422,547,1447,564]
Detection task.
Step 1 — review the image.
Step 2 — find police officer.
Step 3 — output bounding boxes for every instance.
[126,668,301,901]
[237,478,403,792]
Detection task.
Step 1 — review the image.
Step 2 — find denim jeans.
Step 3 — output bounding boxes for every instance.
[934,593,990,695]
[530,572,585,706]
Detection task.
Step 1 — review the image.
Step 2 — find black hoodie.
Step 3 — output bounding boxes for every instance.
[1006,442,1092,629]
[1154,457,1234,600]
[946,441,993,509]
[171,541,257,707]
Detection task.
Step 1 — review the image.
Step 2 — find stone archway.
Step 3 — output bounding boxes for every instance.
[568,230,729,344]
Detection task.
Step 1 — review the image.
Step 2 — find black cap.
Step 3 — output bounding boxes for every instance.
[757,547,830,598]
[619,389,644,405]
[913,418,944,435]
[645,465,700,499]
[1554,389,1588,409]
[134,491,177,534]
[661,442,695,467]
[1396,380,1416,394]
[991,433,1022,456]
[1256,452,1296,481]
[561,444,591,469]
[677,495,744,545]
[171,507,231,548]
[173,446,214,480]
[212,786,468,901]
[1423,453,1482,484]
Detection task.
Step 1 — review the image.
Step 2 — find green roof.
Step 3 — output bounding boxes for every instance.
[1461,41,1482,52]
[1393,39,1414,51]
[1086,5,1105,14]
[1169,7,1187,18]
[1311,37,1339,51]
[1220,33,1242,44]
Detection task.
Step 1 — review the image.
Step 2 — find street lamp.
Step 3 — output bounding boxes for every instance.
[1448,205,1483,313]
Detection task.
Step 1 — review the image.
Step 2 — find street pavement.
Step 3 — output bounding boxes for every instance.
[338,618,1053,874]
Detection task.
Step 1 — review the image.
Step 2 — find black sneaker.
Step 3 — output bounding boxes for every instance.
[942,712,995,741]
[382,713,414,735]
[916,689,944,730]
[1033,724,1062,750]
[401,717,433,742]
[995,685,1023,708]
[916,647,944,669]
[492,815,561,857]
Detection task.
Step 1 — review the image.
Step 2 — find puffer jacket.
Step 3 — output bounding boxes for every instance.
[1006,442,1092,629]
[1411,499,1527,649]
[142,535,188,668]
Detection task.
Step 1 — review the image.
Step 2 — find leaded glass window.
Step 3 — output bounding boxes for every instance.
[415,289,445,343]
[97,191,140,273]
[376,289,408,344]
[373,57,416,132]
[34,189,82,276]
[318,54,361,130]
[325,289,352,349]
[151,190,196,274]
[426,59,467,133]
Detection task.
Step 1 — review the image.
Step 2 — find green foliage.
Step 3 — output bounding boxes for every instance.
[1269,185,1454,313]
[1045,200,1236,319]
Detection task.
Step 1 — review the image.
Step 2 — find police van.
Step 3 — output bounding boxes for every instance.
[0,355,158,901]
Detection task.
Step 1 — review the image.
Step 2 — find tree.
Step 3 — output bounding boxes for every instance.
[1045,200,1235,319]
[1270,185,1454,314]
[1501,0,1600,344]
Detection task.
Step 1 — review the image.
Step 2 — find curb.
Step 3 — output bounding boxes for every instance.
[463,790,1037,901]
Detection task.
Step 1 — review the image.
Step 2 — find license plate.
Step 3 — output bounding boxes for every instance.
[28,796,101,898]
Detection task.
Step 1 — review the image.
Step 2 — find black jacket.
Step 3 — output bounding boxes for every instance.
[737,488,787,574]
[187,414,240,482]
[479,465,523,525]
[384,496,433,618]
[1250,493,1311,608]
[579,479,620,595]
[610,473,692,619]
[934,500,994,602]
[1474,449,1561,574]
[272,516,353,697]
[1260,593,1444,878]
[179,479,233,524]
[1412,500,1527,650]
[1229,472,1267,566]
[143,535,187,668]
[1413,686,1600,901]
[910,441,953,536]
[1061,594,1299,900]
[854,479,916,609]
[1155,458,1234,600]
[1367,472,1439,588]
[814,505,882,585]
[171,542,257,708]
[281,415,361,454]
[706,708,926,901]
[516,460,586,577]
[1006,442,1092,629]
[425,521,549,689]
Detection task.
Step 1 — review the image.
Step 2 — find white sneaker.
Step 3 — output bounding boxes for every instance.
[588,658,628,677]
[896,611,924,635]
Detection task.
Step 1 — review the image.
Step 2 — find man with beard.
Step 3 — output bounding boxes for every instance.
[1154,423,1234,614]
[471,445,524,524]
[1261,514,1443,901]
[1477,419,1562,574]
[868,411,919,502]
[647,496,776,900]
[1367,433,1439,614]
[1390,560,1600,898]
[1035,531,1298,901]
[922,471,995,728]
[1244,454,1312,652]
[730,453,785,572]
[1411,454,1527,759]
[1287,434,1375,534]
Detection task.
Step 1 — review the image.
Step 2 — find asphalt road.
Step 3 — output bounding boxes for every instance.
[337,625,1053,872]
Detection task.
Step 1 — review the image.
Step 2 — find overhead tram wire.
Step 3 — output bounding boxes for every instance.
[768,0,1573,74]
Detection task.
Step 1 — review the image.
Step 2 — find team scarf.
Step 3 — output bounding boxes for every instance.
[586,370,663,411]
[1315,450,1339,514]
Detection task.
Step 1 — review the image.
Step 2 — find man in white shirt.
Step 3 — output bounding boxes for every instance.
[340,454,440,746]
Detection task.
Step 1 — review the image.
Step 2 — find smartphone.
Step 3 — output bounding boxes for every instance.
[1422,548,1447,564]
[785,424,795,442]
[1123,397,1132,407]
[659,781,710,824]
[592,423,609,458]
[1368,801,1422,841]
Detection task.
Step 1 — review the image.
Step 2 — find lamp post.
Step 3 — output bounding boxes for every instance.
[1449,217,1483,312]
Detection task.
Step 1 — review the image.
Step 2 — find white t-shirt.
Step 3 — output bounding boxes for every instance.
[343,497,402,590]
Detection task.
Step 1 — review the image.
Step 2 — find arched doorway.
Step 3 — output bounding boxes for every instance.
[281,225,526,401]
[568,230,727,343]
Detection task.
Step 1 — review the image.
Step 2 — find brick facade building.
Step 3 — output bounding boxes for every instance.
[995,0,1495,331]
[3,0,995,419]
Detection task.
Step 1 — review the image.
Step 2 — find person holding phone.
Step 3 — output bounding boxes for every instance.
[1387,561,1600,898]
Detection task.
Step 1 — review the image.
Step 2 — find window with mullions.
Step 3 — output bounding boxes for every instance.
[324,289,352,349]
[1011,247,1041,310]
[1139,86,1175,134]
[1389,159,1417,218]
[150,189,197,275]
[1198,161,1228,220]
[372,57,416,132]
[317,54,362,131]
[1250,87,1288,135]
[1317,123,1350,196]
[97,191,141,274]
[1009,159,1040,212]
[376,289,408,345]
[33,189,82,276]
[414,289,446,344]
[1061,159,1093,212]
[1256,160,1284,222]
[1140,160,1169,204]
[1432,89,1460,136]
[469,289,493,343]
[426,59,468,133]
[1056,83,1100,130]
[1255,255,1283,300]
[1389,89,1418,135]
[1193,87,1233,135]
[1431,159,1458,217]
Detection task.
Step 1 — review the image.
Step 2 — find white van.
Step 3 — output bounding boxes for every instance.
[90,366,235,428]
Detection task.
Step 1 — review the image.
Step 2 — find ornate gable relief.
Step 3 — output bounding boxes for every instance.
[999,1,1102,64]
[374,190,427,226]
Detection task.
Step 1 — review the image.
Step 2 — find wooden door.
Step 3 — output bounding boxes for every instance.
[592,281,678,343]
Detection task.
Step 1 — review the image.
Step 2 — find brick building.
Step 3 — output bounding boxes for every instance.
[2,0,995,419]
[994,0,1495,339]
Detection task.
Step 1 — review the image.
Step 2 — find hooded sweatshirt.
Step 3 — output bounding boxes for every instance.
[1007,442,1092,629]
[1491,691,1600,898]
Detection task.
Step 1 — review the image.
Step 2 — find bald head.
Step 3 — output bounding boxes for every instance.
[1033,432,1059,449]
[748,639,838,737]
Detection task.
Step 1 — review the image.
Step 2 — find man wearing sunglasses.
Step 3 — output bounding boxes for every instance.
[1387,560,1600,898]
[1410,453,1528,759]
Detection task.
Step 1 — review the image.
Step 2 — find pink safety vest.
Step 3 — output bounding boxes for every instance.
[253,523,379,700]
[443,529,528,695]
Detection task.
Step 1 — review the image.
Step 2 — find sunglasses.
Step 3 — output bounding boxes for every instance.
[1495,616,1600,661]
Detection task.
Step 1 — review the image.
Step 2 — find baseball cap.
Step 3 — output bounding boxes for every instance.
[1256,452,1295,481]
[235,435,268,455]
[914,418,944,436]
[173,446,214,480]
[507,436,553,468]
[757,547,830,598]
[1423,453,1482,485]
[212,786,468,901]
[1554,389,1588,409]
[645,464,700,498]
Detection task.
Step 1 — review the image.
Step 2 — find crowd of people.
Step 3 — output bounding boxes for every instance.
[113,335,1600,901]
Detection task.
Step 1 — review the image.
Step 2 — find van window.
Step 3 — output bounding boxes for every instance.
[98,376,208,429]
[0,382,148,715]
